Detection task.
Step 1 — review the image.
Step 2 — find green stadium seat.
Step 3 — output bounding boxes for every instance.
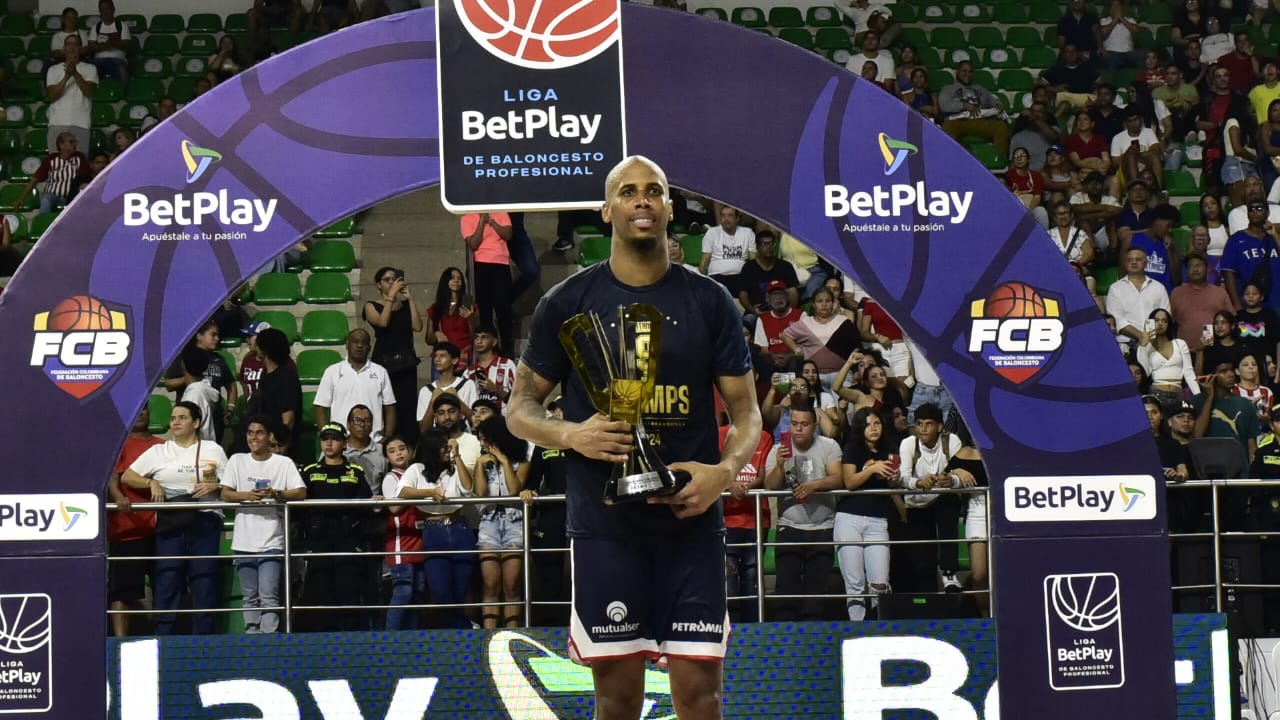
[1179,200,1201,227]
[300,310,349,346]
[1023,47,1057,69]
[35,16,60,34]
[30,104,47,128]
[998,69,1035,92]
[313,216,356,238]
[973,69,997,91]
[956,4,991,22]
[1172,226,1191,256]
[175,56,211,79]
[814,27,852,52]
[681,234,703,264]
[0,37,24,57]
[828,48,852,65]
[891,4,915,22]
[125,77,165,103]
[696,7,726,21]
[0,16,36,36]
[930,27,966,50]
[985,48,1018,69]
[90,129,110,155]
[97,77,124,102]
[971,143,1007,172]
[188,13,223,33]
[578,236,611,267]
[149,14,185,33]
[16,57,45,81]
[992,4,1028,23]
[253,272,302,305]
[1111,67,1138,89]
[117,14,147,33]
[1029,5,1059,22]
[91,103,115,128]
[928,69,955,93]
[23,130,47,154]
[9,154,41,182]
[119,102,154,127]
[0,105,29,130]
[3,213,28,242]
[1164,169,1200,196]
[1138,3,1172,24]
[181,34,218,57]
[226,13,250,32]
[777,28,814,50]
[914,46,941,68]
[168,77,198,103]
[307,241,357,273]
[944,48,976,67]
[767,6,804,27]
[29,212,58,241]
[26,35,51,57]
[920,5,954,23]
[1092,265,1120,296]
[141,35,180,58]
[899,26,927,51]
[302,272,352,304]
[731,7,766,28]
[296,349,341,384]
[0,183,35,211]
[251,311,299,344]
[136,57,173,79]
[147,394,173,434]
[968,27,1003,50]
[0,130,18,153]
[302,391,317,427]
[806,6,842,27]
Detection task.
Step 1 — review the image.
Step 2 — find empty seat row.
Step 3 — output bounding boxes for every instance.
[252,271,353,306]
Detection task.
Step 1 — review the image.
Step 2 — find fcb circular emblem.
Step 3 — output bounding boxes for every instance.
[453,0,622,69]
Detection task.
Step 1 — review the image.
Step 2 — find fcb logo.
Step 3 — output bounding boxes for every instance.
[29,295,131,399]
[967,282,1064,385]
[453,0,621,69]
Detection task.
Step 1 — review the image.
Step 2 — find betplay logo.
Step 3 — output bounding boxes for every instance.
[1005,476,1156,522]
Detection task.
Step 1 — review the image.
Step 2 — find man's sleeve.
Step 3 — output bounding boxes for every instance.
[709,283,752,376]
[897,436,919,486]
[82,63,98,83]
[312,365,335,407]
[520,292,571,384]
[284,462,305,490]
[459,214,479,237]
[381,368,396,405]
[219,457,239,490]
[128,444,160,476]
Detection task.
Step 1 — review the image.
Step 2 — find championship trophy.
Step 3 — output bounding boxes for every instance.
[558,304,690,504]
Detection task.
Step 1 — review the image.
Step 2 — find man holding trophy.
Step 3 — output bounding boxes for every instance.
[508,156,762,720]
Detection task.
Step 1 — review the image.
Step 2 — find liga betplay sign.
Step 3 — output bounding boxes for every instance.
[436,0,627,210]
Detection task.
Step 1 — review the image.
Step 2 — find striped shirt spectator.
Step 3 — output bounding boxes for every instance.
[11,131,89,214]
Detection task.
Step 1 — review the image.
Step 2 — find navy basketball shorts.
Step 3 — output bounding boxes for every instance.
[568,534,729,664]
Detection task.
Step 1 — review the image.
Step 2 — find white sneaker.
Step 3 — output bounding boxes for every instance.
[940,570,962,593]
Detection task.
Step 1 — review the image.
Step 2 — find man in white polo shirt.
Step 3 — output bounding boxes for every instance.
[45,33,96,154]
[313,328,397,442]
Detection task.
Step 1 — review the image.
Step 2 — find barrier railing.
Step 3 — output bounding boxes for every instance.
[102,479,1280,633]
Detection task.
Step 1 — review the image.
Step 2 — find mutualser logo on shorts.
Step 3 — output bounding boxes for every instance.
[591,601,639,636]
[122,140,277,235]
[968,281,1065,385]
[30,295,131,399]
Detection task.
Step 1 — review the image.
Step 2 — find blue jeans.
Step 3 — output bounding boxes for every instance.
[908,382,954,425]
[508,212,540,300]
[422,519,477,628]
[235,553,283,633]
[153,512,223,635]
[386,562,427,630]
[725,527,760,623]
[801,264,828,302]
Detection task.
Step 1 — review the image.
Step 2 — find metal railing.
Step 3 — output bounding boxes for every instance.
[102,479,1280,633]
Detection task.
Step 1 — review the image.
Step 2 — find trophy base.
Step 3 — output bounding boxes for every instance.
[603,469,691,505]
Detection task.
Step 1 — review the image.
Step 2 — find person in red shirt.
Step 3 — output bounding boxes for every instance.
[11,131,88,214]
[857,296,909,379]
[1216,32,1260,96]
[106,406,164,636]
[752,280,804,372]
[1006,146,1048,228]
[381,435,427,630]
[720,424,771,623]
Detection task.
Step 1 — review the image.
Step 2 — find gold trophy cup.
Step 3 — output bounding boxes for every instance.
[558,304,690,504]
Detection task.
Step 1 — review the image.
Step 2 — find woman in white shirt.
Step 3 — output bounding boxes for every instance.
[1048,202,1096,267]
[394,430,475,629]
[121,401,226,635]
[1137,308,1201,410]
[474,416,530,628]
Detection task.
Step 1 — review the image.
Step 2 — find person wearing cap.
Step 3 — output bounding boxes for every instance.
[1220,199,1280,311]
[313,328,397,444]
[1041,145,1077,208]
[416,342,478,428]
[238,320,272,403]
[298,422,376,631]
[753,279,805,371]
[1246,406,1280,532]
[1122,204,1183,292]
[467,324,516,414]
[737,230,800,316]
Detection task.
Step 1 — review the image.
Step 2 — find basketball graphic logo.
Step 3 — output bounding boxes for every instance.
[453,0,621,69]
[31,296,132,399]
[0,593,52,713]
[1043,573,1125,690]
[968,282,1064,385]
[0,595,51,655]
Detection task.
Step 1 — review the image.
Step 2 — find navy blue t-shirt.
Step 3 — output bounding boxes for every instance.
[521,263,752,539]
[1128,232,1174,291]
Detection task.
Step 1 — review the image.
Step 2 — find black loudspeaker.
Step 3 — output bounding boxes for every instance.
[1172,539,1268,637]
[877,593,972,620]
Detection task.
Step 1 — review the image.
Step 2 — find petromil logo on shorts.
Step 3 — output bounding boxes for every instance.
[878,133,918,175]
[967,282,1064,385]
[30,295,131,399]
[181,140,222,183]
